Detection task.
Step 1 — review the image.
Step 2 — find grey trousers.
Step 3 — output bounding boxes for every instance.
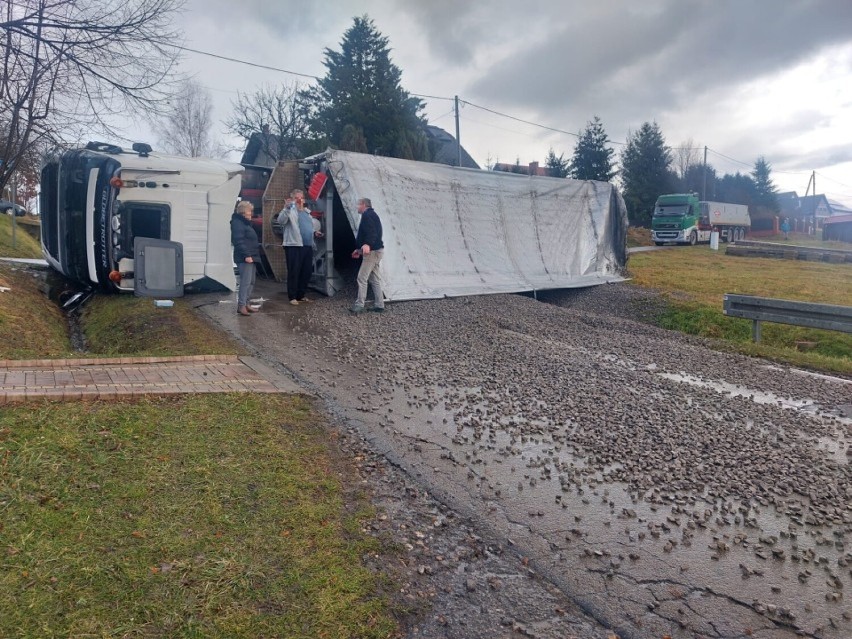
[355,249,384,309]
[237,261,256,307]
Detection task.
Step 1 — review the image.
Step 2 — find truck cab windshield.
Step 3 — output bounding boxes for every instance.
[654,204,690,217]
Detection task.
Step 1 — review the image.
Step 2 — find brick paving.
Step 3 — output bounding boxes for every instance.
[0,355,301,404]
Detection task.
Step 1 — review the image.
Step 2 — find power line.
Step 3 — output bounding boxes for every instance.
[815,171,852,191]
[461,99,587,141]
[173,45,320,80]
[412,92,454,102]
[430,107,456,123]
[706,148,753,170]
[459,112,545,139]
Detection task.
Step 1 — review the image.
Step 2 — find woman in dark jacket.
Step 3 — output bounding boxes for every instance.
[231,201,262,316]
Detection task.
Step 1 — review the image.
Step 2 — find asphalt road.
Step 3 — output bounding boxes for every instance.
[198,279,851,639]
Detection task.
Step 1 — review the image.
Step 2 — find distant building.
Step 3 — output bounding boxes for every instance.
[424,125,479,169]
[491,161,551,176]
[774,191,852,232]
[822,214,852,243]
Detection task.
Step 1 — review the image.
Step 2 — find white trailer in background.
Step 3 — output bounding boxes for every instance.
[701,201,751,242]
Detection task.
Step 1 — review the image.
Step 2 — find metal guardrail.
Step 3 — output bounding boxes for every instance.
[723,294,852,342]
[725,240,852,263]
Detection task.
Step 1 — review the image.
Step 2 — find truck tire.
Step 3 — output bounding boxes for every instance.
[689,231,697,246]
[654,241,664,246]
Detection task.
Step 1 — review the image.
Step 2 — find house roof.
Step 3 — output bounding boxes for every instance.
[424,125,480,169]
[827,199,852,216]
[777,191,800,215]
[799,194,846,218]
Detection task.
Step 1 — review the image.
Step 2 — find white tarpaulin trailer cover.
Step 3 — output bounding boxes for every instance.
[324,150,628,302]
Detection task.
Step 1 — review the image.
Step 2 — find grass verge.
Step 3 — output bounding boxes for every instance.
[627,245,852,374]
[0,214,42,259]
[0,263,73,359]
[82,295,244,357]
[0,394,398,639]
[0,262,243,360]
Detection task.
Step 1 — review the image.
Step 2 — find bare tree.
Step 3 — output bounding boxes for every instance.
[225,83,318,164]
[0,0,185,193]
[153,79,226,157]
[675,138,701,182]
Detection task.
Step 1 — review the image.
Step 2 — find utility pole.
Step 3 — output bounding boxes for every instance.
[454,95,462,168]
[812,170,816,235]
[702,145,708,201]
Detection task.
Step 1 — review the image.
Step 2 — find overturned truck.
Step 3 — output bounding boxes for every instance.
[40,144,627,300]
[264,150,628,301]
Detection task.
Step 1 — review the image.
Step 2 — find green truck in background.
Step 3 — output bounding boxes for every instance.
[651,193,750,246]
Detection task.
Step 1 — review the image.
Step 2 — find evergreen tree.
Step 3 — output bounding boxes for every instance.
[751,156,780,212]
[305,15,429,160]
[619,122,675,227]
[680,163,717,199]
[569,116,616,182]
[715,172,757,207]
[340,124,368,153]
[544,148,569,178]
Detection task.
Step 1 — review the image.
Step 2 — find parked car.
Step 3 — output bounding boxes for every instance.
[0,200,27,216]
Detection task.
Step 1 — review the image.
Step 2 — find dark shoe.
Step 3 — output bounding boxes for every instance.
[349,304,365,314]
[370,306,385,313]
[238,306,250,316]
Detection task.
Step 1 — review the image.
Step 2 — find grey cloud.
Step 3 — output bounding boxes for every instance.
[466,1,852,122]
[187,0,330,36]
[771,145,852,172]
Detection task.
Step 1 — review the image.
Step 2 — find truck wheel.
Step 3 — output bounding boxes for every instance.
[689,231,697,246]
[654,241,664,246]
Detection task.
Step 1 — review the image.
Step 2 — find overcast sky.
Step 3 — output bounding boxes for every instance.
[131,0,852,206]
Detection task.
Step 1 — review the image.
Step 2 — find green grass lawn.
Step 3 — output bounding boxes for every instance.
[0,394,398,639]
[627,245,852,374]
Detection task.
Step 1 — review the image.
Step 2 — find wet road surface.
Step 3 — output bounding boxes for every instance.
[197,280,851,639]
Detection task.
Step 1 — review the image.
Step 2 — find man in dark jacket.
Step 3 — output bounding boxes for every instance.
[231,201,262,316]
[350,197,385,313]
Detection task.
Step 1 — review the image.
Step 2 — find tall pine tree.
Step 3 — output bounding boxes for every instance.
[569,116,616,182]
[751,156,780,212]
[306,16,429,160]
[619,122,675,227]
